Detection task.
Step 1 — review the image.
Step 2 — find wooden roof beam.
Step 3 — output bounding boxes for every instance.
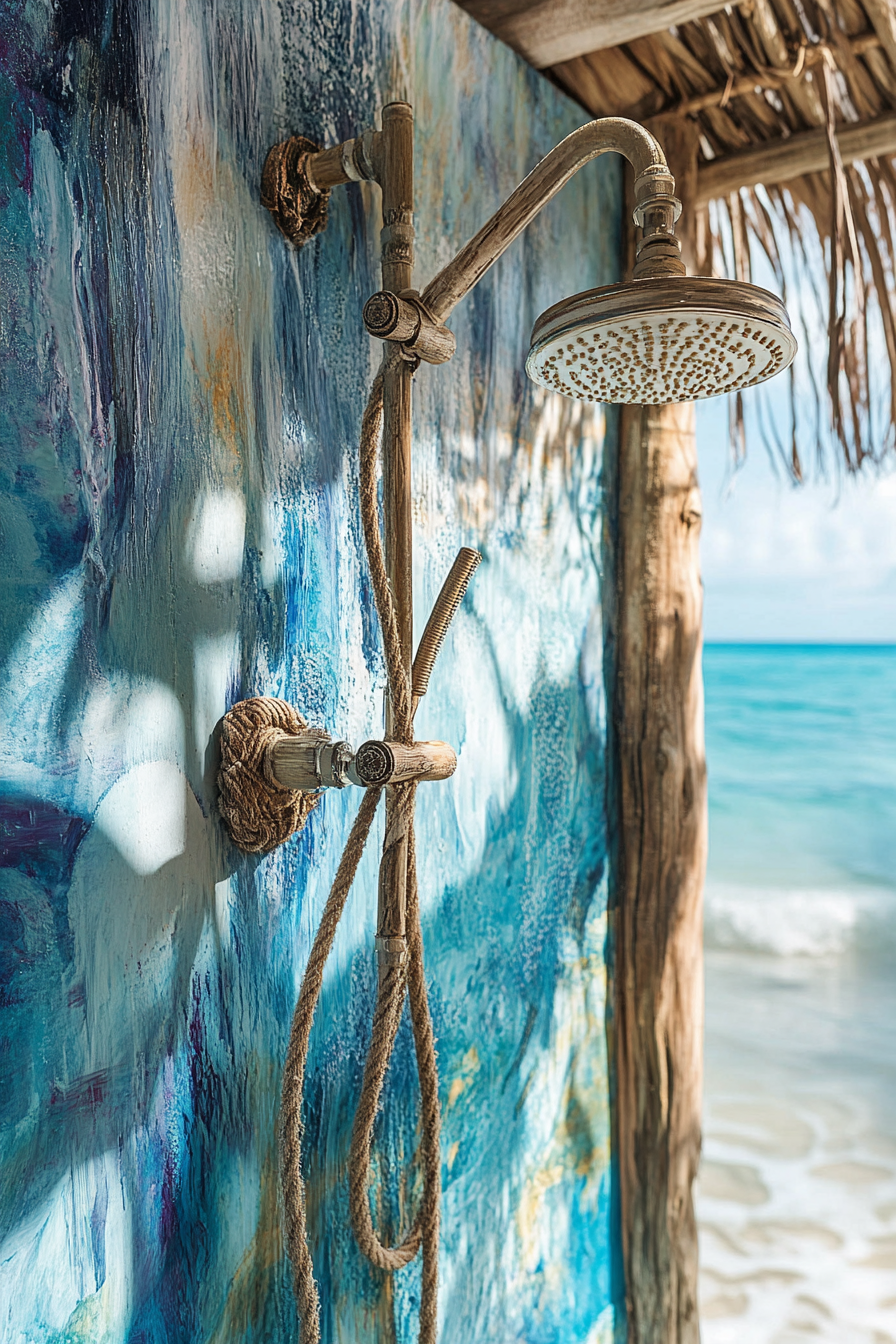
[458,0,731,68]
[695,110,896,203]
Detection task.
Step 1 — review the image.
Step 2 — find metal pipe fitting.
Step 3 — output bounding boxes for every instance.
[269,732,355,789]
[265,729,457,790]
[363,290,457,364]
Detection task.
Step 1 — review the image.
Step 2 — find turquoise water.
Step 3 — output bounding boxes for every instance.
[698,645,896,1343]
[706,644,896,897]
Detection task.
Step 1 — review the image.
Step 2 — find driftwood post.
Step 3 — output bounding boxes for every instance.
[605,116,707,1344]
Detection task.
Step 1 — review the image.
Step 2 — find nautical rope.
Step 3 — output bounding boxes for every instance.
[358,365,413,743]
[279,786,382,1338]
[279,354,442,1344]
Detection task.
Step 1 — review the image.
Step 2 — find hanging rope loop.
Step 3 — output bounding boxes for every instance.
[278,359,466,1344]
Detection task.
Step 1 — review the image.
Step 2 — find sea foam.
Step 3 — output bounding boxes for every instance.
[704,883,896,959]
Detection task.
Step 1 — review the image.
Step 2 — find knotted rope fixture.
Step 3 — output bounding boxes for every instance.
[218,698,323,852]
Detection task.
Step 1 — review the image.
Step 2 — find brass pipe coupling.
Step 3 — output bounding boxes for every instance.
[630,164,685,280]
[363,290,456,365]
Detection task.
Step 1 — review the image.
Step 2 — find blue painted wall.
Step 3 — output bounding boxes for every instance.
[0,0,623,1339]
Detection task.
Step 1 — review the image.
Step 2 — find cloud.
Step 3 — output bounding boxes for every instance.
[697,399,896,642]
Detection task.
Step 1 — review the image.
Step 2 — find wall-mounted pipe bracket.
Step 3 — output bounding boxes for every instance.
[217,696,325,853]
[261,130,381,246]
[260,135,331,246]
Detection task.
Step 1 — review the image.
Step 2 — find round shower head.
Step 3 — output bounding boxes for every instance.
[525,277,797,405]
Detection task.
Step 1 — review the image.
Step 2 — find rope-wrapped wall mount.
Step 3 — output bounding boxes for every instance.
[217,361,480,1344]
[218,697,323,853]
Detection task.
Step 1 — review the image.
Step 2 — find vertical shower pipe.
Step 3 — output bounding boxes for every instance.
[608,116,706,1344]
[380,101,415,681]
[378,97,414,1119]
[352,100,415,1340]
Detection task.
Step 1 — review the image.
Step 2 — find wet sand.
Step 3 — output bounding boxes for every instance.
[697,946,896,1343]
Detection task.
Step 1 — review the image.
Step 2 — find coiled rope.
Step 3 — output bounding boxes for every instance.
[279,355,442,1344]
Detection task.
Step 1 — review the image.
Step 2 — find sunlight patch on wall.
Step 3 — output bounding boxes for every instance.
[0,1149,132,1343]
[193,632,241,764]
[94,760,188,875]
[186,487,247,585]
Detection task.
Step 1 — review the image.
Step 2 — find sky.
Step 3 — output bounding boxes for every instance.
[697,395,896,644]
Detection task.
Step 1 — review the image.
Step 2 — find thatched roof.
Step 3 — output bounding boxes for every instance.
[459,0,896,473]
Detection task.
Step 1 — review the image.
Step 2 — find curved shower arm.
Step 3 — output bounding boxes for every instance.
[420,117,682,324]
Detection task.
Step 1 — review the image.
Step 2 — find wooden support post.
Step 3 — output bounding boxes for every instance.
[694,109,896,204]
[606,116,706,1344]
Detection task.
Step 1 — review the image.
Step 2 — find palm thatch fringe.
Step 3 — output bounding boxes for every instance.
[536,0,896,472]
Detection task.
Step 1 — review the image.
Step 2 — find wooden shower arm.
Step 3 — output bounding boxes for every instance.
[420,117,678,321]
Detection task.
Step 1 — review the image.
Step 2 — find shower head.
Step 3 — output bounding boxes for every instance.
[525,276,797,405]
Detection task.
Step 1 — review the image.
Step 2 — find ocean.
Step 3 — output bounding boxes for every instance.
[697,645,896,1343]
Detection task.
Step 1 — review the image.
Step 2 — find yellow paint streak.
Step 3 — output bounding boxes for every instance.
[173,126,216,234]
[170,112,259,467]
[444,1045,480,1113]
[447,1076,466,1109]
[515,1161,566,1273]
[204,334,245,455]
[208,1145,282,1344]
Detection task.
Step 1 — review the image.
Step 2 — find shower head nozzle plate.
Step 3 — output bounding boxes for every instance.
[526,277,797,405]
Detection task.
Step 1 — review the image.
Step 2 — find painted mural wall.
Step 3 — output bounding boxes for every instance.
[0,0,623,1339]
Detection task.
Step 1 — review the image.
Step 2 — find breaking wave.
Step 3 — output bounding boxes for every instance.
[704,883,896,960]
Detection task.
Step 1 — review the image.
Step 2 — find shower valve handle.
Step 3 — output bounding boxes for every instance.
[349,738,457,787]
[265,729,456,791]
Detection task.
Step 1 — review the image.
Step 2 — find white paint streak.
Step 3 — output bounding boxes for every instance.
[0,1149,132,1341]
[214,874,234,943]
[186,487,247,584]
[193,631,240,763]
[0,568,84,791]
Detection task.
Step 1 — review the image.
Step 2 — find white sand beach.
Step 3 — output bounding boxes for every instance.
[698,939,896,1343]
